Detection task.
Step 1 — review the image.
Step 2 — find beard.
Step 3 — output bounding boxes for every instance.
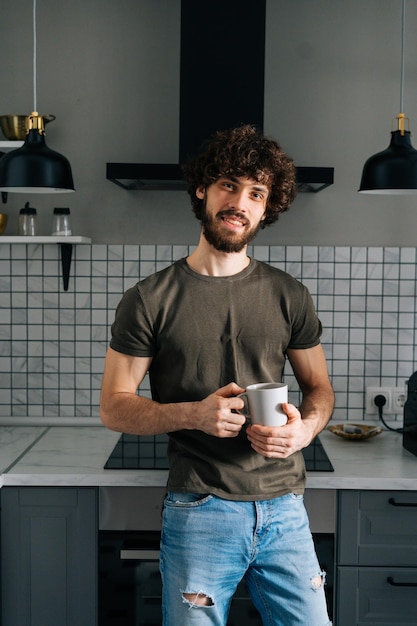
[201,205,263,253]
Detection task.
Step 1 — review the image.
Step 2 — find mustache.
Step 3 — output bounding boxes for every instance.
[217,210,248,225]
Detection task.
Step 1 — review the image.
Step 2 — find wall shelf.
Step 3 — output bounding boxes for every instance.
[0,141,25,203]
[0,140,24,150]
[0,235,91,244]
[0,236,92,291]
[0,236,91,244]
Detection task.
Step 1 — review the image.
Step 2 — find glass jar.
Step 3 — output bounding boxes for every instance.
[51,207,72,236]
[18,202,38,236]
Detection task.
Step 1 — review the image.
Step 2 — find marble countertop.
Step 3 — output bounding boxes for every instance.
[0,423,416,490]
[0,426,48,476]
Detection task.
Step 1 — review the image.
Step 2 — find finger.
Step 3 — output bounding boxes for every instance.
[216,419,244,438]
[281,402,301,420]
[223,410,246,427]
[216,382,245,398]
[247,423,287,438]
[249,437,293,458]
[246,426,291,454]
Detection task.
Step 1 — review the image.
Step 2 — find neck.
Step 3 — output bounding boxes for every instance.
[187,233,250,276]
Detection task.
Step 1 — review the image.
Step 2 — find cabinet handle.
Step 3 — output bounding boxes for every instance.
[388,497,417,507]
[387,576,417,588]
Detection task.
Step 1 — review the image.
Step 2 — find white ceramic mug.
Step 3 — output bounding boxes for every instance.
[237,382,288,427]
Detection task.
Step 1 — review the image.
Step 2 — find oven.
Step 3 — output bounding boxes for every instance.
[99,436,335,625]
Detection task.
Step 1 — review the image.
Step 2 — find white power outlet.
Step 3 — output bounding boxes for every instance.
[365,386,405,415]
[392,387,406,412]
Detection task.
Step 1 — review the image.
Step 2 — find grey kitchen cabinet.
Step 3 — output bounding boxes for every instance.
[335,490,417,626]
[1,487,98,626]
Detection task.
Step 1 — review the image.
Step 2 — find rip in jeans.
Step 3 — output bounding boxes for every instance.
[310,570,327,590]
[182,590,214,608]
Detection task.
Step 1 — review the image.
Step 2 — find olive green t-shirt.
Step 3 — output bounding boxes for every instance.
[110,258,322,500]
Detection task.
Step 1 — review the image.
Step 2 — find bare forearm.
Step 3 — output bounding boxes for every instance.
[100,391,198,435]
[100,382,247,438]
[285,344,334,439]
[299,383,335,438]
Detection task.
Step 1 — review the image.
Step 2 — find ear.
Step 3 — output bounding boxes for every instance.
[196,185,206,200]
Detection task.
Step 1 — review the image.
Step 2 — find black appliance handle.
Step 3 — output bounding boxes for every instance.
[387,576,417,588]
[120,549,160,560]
[388,497,417,507]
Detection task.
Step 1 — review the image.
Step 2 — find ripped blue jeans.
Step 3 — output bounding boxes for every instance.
[160,492,332,626]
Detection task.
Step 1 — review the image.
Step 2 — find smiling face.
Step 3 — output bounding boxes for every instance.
[196,176,269,253]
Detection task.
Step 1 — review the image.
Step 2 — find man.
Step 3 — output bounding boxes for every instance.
[100,125,334,626]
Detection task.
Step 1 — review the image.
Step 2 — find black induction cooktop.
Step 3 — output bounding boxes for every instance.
[104,433,334,472]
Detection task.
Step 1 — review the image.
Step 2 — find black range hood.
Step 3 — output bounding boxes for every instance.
[106,0,334,194]
[106,163,334,193]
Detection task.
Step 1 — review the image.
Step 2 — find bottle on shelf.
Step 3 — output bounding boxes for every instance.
[18,202,38,236]
[51,207,72,236]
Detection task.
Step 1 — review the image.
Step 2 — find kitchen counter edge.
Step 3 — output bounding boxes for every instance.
[0,422,416,490]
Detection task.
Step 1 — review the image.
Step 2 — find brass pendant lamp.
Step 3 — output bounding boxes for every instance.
[359,0,417,194]
[0,0,75,193]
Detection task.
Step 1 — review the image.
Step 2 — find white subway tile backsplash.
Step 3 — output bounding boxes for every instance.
[351,247,367,262]
[398,333,414,352]
[0,244,416,423]
[140,261,157,277]
[269,246,286,262]
[252,246,269,261]
[140,245,156,259]
[302,246,319,262]
[91,245,108,260]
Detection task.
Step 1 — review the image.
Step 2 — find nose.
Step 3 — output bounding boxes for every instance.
[227,190,248,212]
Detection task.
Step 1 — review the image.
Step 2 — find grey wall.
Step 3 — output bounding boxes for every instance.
[1,0,417,245]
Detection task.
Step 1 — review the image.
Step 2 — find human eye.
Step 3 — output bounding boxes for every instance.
[251,190,265,201]
[251,182,269,200]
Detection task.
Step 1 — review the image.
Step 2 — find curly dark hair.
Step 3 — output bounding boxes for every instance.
[181,125,297,227]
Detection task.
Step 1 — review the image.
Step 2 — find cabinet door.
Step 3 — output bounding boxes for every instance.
[1,487,98,626]
[336,566,417,626]
[338,490,417,566]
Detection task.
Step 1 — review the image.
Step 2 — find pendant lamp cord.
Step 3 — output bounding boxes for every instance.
[400,0,405,113]
[33,0,37,112]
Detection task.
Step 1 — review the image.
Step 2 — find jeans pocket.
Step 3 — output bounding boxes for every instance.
[164,492,213,507]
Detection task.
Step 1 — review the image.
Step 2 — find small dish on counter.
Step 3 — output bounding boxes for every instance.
[328,423,382,440]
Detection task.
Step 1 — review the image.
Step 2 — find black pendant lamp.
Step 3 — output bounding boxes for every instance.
[359,0,417,194]
[0,0,74,194]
